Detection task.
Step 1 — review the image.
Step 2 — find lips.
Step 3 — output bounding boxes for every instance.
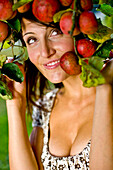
[43,59,60,69]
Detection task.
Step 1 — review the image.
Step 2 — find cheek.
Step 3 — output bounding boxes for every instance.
[27,48,39,65]
[58,38,74,52]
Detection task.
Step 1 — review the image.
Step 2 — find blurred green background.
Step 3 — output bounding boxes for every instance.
[0,98,32,170]
[0,98,9,170]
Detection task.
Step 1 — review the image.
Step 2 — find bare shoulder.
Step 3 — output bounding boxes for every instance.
[30,126,44,170]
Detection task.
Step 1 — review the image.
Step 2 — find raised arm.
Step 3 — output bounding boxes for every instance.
[90,60,113,170]
[6,64,38,170]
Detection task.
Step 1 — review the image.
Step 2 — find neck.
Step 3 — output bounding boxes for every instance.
[62,74,96,99]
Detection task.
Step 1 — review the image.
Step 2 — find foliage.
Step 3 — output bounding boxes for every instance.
[0,0,113,99]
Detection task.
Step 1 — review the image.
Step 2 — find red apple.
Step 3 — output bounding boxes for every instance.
[79,11,98,35]
[60,51,81,75]
[80,0,93,11]
[18,3,31,13]
[59,12,80,36]
[32,0,61,23]
[0,21,9,42]
[59,0,73,6]
[0,0,13,20]
[76,38,96,58]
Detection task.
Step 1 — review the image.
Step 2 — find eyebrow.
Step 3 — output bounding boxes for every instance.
[23,32,35,37]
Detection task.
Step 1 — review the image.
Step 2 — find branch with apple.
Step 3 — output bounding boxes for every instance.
[0,0,113,100]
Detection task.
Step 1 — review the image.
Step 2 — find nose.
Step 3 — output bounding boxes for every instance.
[40,38,56,58]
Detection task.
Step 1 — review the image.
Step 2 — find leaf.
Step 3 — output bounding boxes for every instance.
[88,56,104,71]
[88,19,113,43]
[13,47,28,64]
[94,39,113,58]
[97,3,113,17]
[0,54,7,67]
[12,0,33,11]
[1,63,24,83]
[0,80,12,100]
[0,44,24,58]
[53,8,73,23]
[79,59,105,88]
[8,19,21,32]
[0,40,10,49]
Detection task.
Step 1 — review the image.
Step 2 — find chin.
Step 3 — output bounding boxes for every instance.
[48,74,69,84]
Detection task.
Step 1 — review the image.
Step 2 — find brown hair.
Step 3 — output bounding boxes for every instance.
[19,7,62,115]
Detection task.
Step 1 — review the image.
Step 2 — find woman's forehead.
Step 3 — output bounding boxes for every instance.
[21,18,48,35]
[22,18,46,29]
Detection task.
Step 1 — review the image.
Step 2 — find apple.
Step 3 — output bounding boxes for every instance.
[60,51,81,75]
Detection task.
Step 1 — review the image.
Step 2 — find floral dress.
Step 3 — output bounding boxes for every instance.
[32,88,91,170]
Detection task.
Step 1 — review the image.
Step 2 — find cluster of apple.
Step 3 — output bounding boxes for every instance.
[32,0,98,35]
[0,0,98,76]
[0,0,112,78]
[31,0,98,75]
[0,0,30,43]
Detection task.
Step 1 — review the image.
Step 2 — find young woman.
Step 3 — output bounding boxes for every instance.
[6,9,113,170]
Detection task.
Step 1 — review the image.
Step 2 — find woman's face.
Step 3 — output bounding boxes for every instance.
[22,18,74,83]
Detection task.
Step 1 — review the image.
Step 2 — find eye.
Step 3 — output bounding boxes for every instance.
[50,29,62,37]
[26,37,38,45]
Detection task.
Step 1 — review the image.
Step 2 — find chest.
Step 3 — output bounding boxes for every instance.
[48,95,95,157]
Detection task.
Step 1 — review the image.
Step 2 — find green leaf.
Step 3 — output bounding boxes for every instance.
[0,44,24,58]
[1,63,24,83]
[53,8,73,23]
[97,3,113,17]
[8,19,21,32]
[88,19,113,43]
[94,38,113,58]
[0,80,12,100]
[0,40,10,49]
[79,60,105,88]
[13,19,21,32]
[0,54,7,67]
[13,47,28,64]
[12,0,33,11]
[88,56,104,71]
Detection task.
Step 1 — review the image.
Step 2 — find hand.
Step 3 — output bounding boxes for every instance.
[6,63,26,112]
[101,59,113,85]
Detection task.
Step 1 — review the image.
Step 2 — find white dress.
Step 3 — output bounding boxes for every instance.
[32,88,91,170]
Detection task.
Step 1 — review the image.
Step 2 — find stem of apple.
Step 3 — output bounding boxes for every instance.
[70,0,77,36]
[0,39,6,52]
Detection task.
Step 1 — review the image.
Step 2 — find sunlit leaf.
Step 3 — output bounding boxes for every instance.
[0,54,7,67]
[88,19,113,43]
[97,3,113,17]
[79,59,105,88]
[0,40,10,49]
[88,56,104,71]
[13,47,28,64]
[12,0,33,11]
[53,8,73,23]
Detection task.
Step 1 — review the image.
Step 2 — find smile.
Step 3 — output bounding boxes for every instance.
[44,59,60,69]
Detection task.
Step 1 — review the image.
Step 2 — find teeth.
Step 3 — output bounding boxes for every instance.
[47,60,60,66]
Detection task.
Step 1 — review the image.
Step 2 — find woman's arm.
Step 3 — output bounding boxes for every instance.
[30,126,44,170]
[90,61,113,170]
[6,65,38,170]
